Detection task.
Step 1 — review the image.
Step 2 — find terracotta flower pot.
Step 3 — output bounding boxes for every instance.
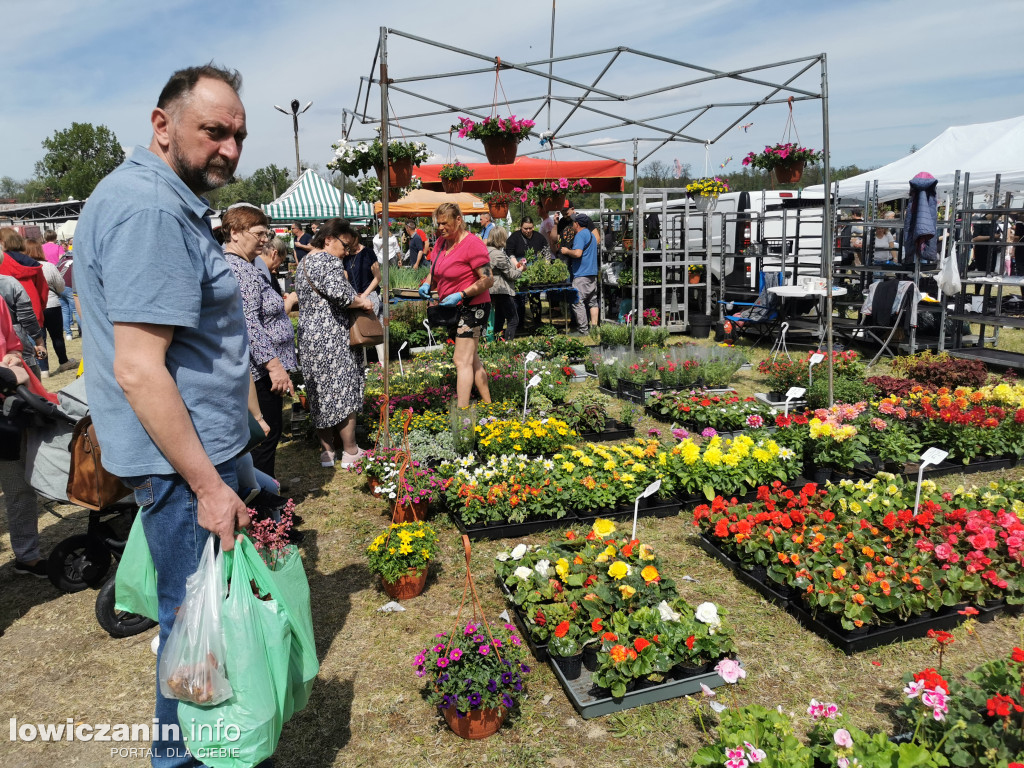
[774,160,805,184]
[481,135,518,165]
[390,499,428,523]
[442,705,507,740]
[367,477,380,495]
[488,202,509,219]
[381,567,427,600]
[688,273,701,284]
[441,177,464,194]
[537,194,566,214]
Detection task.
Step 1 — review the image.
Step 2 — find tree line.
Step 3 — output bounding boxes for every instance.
[1,121,872,209]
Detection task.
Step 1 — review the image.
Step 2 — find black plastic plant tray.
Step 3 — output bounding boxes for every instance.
[786,601,968,655]
[450,512,577,541]
[578,419,636,443]
[597,386,618,397]
[695,535,791,608]
[900,457,1015,480]
[548,653,730,719]
[574,495,683,523]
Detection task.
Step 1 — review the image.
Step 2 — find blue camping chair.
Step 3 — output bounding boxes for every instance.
[719,271,784,345]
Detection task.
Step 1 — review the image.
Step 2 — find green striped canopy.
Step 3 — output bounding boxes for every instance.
[262,169,372,221]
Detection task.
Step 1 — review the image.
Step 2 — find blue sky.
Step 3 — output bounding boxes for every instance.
[2,0,1022,184]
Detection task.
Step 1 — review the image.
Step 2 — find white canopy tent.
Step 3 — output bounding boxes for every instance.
[807,115,1024,202]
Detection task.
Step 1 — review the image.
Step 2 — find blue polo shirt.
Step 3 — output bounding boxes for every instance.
[570,228,598,278]
[75,146,250,476]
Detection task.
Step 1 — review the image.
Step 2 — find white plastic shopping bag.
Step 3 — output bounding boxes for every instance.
[158,536,233,705]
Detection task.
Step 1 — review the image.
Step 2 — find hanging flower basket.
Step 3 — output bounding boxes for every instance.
[381,567,427,600]
[514,179,591,211]
[694,195,717,213]
[742,143,821,184]
[454,115,535,166]
[441,177,464,194]
[439,162,473,194]
[482,190,515,220]
[774,160,805,184]
[481,135,518,165]
[538,194,566,214]
[442,705,507,740]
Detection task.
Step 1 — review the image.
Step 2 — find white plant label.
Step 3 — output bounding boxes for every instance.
[631,478,663,540]
[399,341,409,353]
[529,374,542,388]
[920,447,949,467]
[808,353,824,365]
[525,351,541,363]
[784,387,805,417]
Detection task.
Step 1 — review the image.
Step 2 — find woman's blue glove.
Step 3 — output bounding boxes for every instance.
[418,282,432,299]
[439,292,463,306]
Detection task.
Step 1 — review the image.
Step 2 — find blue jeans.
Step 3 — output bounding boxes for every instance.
[58,287,77,335]
[124,462,238,768]
[235,454,280,503]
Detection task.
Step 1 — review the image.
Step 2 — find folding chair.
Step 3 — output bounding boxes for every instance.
[833,279,918,367]
[719,271,784,346]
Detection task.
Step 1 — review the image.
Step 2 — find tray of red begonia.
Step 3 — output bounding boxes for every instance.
[690,474,1024,653]
[494,518,739,716]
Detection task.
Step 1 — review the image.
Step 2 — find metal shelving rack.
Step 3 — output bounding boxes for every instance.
[940,172,1024,367]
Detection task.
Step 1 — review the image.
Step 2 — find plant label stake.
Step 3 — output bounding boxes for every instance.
[807,352,824,387]
[770,322,791,362]
[913,447,949,517]
[632,479,662,541]
[422,319,436,347]
[784,386,805,416]
[523,373,542,422]
[397,341,408,376]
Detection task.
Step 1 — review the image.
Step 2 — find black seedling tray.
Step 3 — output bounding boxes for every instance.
[578,419,636,444]
[450,512,576,541]
[549,653,731,719]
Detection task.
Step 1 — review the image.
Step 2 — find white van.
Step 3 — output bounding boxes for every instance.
[639,189,826,293]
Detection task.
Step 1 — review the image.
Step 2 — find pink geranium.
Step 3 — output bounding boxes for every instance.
[715,658,746,684]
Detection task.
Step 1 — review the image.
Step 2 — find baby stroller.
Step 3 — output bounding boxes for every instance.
[13,376,156,639]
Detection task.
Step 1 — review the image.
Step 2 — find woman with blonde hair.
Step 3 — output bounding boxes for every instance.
[486,226,522,340]
[418,202,494,406]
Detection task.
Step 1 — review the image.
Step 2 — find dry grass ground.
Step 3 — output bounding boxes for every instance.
[1,333,1021,768]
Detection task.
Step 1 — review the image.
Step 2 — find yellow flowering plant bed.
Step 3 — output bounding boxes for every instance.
[475,417,576,457]
[366,521,440,583]
[552,439,669,511]
[661,433,801,501]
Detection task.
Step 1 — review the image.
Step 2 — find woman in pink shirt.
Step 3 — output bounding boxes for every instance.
[420,203,494,407]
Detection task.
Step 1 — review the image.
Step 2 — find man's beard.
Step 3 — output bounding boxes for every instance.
[169,144,235,196]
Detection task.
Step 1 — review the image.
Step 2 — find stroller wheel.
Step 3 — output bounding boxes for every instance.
[95,577,157,638]
[47,535,112,593]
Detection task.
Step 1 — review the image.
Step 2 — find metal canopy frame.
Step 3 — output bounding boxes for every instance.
[354,27,835,437]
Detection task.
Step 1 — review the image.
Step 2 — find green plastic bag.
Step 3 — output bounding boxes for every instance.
[114,511,159,622]
[259,545,318,721]
[180,536,290,768]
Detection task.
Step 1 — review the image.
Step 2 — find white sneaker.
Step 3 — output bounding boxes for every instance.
[39,370,49,379]
[65,333,73,341]
[151,634,160,655]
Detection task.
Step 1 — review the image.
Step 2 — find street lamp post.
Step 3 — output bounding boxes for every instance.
[274,99,312,180]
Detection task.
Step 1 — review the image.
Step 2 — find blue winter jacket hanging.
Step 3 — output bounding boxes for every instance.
[904,172,938,263]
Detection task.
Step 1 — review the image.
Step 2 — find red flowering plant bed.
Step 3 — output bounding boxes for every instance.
[493,518,736,694]
[692,474,1024,632]
[876,386,1024,463]
[646,390,774,433]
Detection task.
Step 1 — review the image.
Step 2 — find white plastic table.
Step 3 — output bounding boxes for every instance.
[768,285,848,298]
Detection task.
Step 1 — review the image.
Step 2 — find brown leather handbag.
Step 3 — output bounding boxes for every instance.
[66,415,131,510]
[301,257,384,348]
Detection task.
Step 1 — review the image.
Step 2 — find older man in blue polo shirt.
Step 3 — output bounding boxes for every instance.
[560,213,600,334]
[76,64,252,768]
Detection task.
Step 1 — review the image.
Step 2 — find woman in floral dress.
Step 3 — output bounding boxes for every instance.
[296,218,374,468]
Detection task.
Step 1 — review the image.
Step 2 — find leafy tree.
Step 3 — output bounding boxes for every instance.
[206,164,293,210]
[34,122,125,200]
